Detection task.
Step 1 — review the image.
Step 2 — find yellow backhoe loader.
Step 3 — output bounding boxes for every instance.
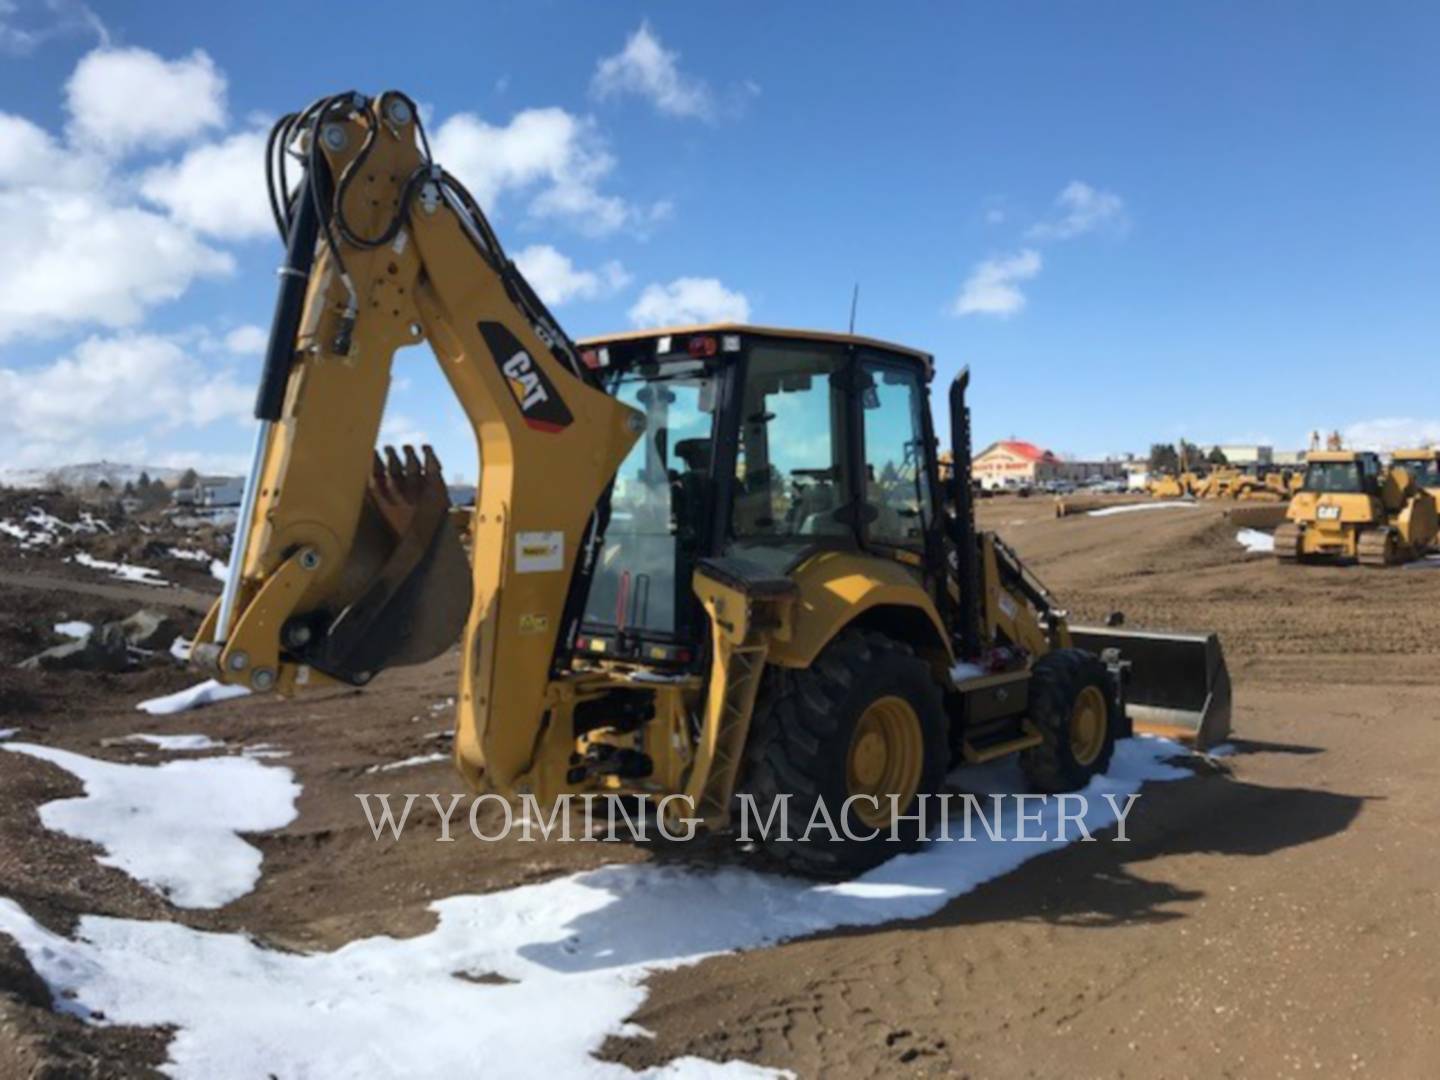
[191,90,1230,876]
[1276,451,1438,566]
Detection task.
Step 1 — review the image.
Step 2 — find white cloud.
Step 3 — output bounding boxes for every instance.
[380,413,428,449]
[0,333,252,455]
[433,107,659,237]
[950,249,1042,318]
[0,111,100,187]
[0,187,232,342]
[591,21,713,120]
[0,47,242,343]
[628,277,750,327]
[512,244,630,306]
[223,324,267,355]
[66,47,226,154]
[140,129,272,240]
[1028,181,1127,241]
[0,0,107,56]
[1341,418,1440,451]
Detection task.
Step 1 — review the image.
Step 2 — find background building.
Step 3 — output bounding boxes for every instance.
[973,440,1125,490]
[1212,444,1274,467]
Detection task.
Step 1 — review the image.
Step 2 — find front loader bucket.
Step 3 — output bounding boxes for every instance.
[1070,625,1232,750]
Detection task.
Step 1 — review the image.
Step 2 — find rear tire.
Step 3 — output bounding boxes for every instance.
[742,629,947,878]
[1021,649,1119,793]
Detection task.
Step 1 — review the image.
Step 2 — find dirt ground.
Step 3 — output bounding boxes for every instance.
[1,494,1437,1077]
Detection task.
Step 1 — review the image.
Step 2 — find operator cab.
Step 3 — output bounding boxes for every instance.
[1301,451,1382,495]
[572,325,942,665]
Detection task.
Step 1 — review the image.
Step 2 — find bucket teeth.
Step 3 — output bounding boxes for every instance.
[369,443,449,534]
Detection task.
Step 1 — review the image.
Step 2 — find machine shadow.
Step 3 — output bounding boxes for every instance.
[884,770,1368,936]
[512,768,1367,976]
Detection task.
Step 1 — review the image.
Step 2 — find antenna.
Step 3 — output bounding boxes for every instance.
[848,282,859,335]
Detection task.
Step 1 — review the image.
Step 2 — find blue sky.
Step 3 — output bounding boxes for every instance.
[1,2,1437,481]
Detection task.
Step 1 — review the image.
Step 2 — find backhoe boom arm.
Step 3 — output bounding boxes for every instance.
[193,90,641,796]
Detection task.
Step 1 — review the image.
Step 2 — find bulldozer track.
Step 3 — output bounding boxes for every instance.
[1357,528,1396,567]
[1273,522,1301,562]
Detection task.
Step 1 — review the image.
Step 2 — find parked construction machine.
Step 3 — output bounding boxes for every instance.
[1392,449,1440,503]
[192,89,1231,876]
[1276,451,1438,566]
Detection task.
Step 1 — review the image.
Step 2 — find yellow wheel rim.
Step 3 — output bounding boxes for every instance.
[846,696,923,829]
[1069,684,1108,766]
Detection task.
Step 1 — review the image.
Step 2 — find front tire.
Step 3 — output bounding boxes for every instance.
[743,629,947,878]
[1021,648,1119,793]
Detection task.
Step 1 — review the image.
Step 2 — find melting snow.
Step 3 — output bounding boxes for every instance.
[0,728,18,740]
[1235,528,1275,554]
[124,734,226,752]
[0,739,1191,1078]
[1087,501,1199,517]
[364,751,450,774]
[0,744,299,908]
[138,679,251,716]
[167,547,211,563]
[54,620,94,639]
[0,507,112,549]
[241,743,290,760]
[71,552,170,587]
[949,661,987,683]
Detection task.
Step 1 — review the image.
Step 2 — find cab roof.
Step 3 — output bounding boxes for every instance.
[1307,450,1370,463]
[1392,448,1440,460]
[577,323,934,374]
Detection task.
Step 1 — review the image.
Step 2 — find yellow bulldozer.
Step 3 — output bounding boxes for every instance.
[1276,450,1438,566]
[190,89,1231,876]
[1392,449,1440,503]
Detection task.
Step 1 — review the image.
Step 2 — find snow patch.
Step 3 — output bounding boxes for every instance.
[71,552,170,587]
[168,547,212,563]
[209,559,229,583]
[0,739,1190,1077]
[0,507,112,549]
[241,743,290,760]
[0,744,299,908]
[54,620,94,639]
[169,636,192,662]
[137,679,251,716]
[364,752,449,774]
[949,661,987,683]
[0,728,18,740]
[1235,528,1274,554]
[124,734,226,752]
[1087,500,1199,517]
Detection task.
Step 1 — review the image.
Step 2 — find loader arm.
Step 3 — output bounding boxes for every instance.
[192,91,641,795]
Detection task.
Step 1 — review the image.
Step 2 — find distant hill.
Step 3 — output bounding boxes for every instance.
[0,461,193,491]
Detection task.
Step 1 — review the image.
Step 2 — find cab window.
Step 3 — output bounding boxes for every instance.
[732,343,852,540]
[860,359,933,548]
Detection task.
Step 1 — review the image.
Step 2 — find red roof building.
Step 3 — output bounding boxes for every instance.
[973,440,1059,489]
[972,440,1125,490]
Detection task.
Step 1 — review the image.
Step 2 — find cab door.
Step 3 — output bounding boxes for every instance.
[856,354,940,558]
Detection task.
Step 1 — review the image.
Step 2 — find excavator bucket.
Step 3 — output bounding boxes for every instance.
[303,445,473,684]
[1070,625,1232,750]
